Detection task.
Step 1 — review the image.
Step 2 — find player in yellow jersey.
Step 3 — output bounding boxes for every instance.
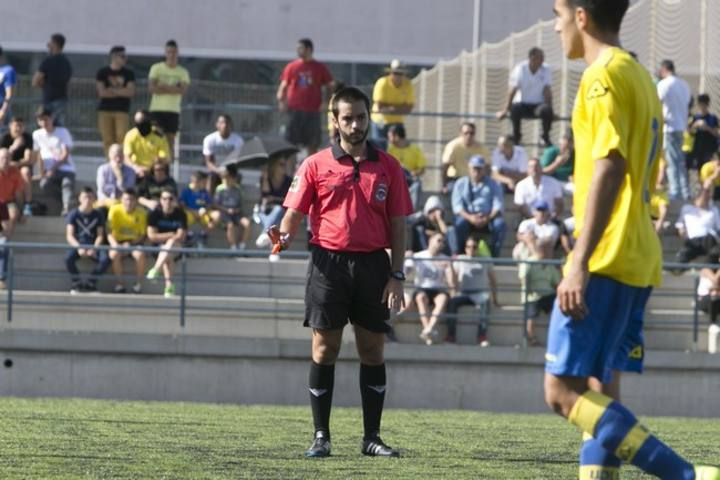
[546,1,719,479]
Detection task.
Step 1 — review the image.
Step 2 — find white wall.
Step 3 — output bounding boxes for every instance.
[2,0,558,65]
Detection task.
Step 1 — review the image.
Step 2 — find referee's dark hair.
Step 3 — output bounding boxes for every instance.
[330,86,371,119]
[566,0,629,33]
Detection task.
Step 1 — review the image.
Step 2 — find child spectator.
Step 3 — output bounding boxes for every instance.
[254,156,292,248]
[180,170,213,248]
[446,236,500,346]
[107,188,147,293]
[406,233,455,345]
[33,106,76,214]
[518,237,560,346]
[65,187,110,293]
[146,188,187,298]
[137,160,178,211]
[211,164,251,251]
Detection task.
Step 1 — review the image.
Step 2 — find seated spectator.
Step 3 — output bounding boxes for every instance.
[180,170,213,248]
[0,147,25,239]
[514,200,561,260]
[446,236,499,346]
[65,187,110,293]
[387,124,426,210]
[123,109,170,179]
[107,188,147,293]
[370,59,414,150]
[96,143,136,209]
[33,106,76,214]
[255,156,292,248]
[451,155,506,256]
[650,189,670,234]
[518,237,560,346]
[675,187,720,264]
[540,129,574,184]
[137,160,178,211]
[687,94,719,170]
[491,135,528,192]
[210,164,251,251]
[496,47,554,147]
[146,188,187,298]
[699,152,720,201]
[697,267,720,353]
[441,122,490,193]
[406,233,455,345]
[0,117,34,215]
[202,114,243,192]
[514,157,564,218]
[410,195,452,253]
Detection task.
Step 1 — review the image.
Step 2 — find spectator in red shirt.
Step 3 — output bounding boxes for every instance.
[276,38,334,156]
[271,86,412,459]
[0,147,25,238]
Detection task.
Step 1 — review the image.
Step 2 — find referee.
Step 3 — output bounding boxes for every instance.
[272,86,413,458]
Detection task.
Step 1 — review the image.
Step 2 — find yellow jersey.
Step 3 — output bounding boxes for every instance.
[107,203,147,243]
[570,47,662,287]
[148,62,191,113]
[371,75,414,125]
[388,143,427,173]
[441,137,490,179]
[700,160,720,187]
[123,128,170,169]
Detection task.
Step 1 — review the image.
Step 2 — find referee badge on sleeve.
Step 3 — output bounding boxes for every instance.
[374,183,388,202]
[289,175,300,193]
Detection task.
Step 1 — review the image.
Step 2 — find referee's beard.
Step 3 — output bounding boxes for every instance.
[339,126,369,146]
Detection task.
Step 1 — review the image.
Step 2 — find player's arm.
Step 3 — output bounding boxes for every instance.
[558,151,626,318]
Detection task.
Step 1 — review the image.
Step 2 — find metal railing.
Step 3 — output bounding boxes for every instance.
[0,241,712,351]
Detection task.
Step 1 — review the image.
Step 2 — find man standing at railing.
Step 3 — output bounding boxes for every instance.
[32,34,72,127]
[546,1,719,479]
[270,86,413,458]
[496,47,554,148]
[276,38,334,157]
[370,60,414,151]
[95,46,135,155]
[148,40,190,161]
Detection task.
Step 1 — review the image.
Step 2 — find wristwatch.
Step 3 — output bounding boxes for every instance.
[390,270,406,281]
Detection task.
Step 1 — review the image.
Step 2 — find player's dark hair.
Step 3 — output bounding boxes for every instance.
[698,94,711,105]
[661,59,675,73]
[298,38,314,51]
[109,45,125,56]
[51,33,66,49]
[165,39,178,49]
[567,0,629,33]
[388,124,406,139]
[330,86,371,118]
[122,187,137,197]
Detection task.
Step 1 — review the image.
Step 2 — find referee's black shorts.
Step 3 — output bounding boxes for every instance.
[304,245,391,333]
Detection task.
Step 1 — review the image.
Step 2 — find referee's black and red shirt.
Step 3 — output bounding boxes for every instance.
[283,142,413,252]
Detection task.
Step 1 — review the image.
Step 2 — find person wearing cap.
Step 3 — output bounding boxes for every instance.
[410,195,451,253]
[277,38,334,156]
[514,157,564,219]
[32,106,76,214]
[272,86,413,458]
[441,121,490,193]
[370,59,415,150]
[516,199,560,255]
[451,154,505,256]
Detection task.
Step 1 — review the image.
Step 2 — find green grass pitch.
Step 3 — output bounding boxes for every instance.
[0,397,718,479]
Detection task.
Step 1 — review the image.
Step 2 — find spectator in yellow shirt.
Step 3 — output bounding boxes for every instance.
[387,124,425,210]
[441,122,490,193]
[106,187,147,294]
[123,109,170,179]
[370,59,414,150]
[700,152,720,200]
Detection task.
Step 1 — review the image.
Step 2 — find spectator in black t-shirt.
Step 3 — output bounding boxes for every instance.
[0,117,34,214]
[32,33,73,127]
[146,188,187,298]
[688,94,720,170]
[64,187,110,293]
[137,160,178,211]
[96,46,136,155]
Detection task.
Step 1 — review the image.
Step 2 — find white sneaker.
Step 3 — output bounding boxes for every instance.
[256,232,271,248]
[268,253,280,263]
[708,323,720,354]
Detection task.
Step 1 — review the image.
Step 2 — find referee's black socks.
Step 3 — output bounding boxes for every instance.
[309,362,335,436]
[360,363,386,440]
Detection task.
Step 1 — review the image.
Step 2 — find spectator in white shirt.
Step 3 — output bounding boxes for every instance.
[675,187,720,264]
[657,59,692,201]
[202,114,243,190]
[491,135,528,192]
[32,106,75,214]
[514,157,564,218]
[496,47,554,147]
[515,200,560,260]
